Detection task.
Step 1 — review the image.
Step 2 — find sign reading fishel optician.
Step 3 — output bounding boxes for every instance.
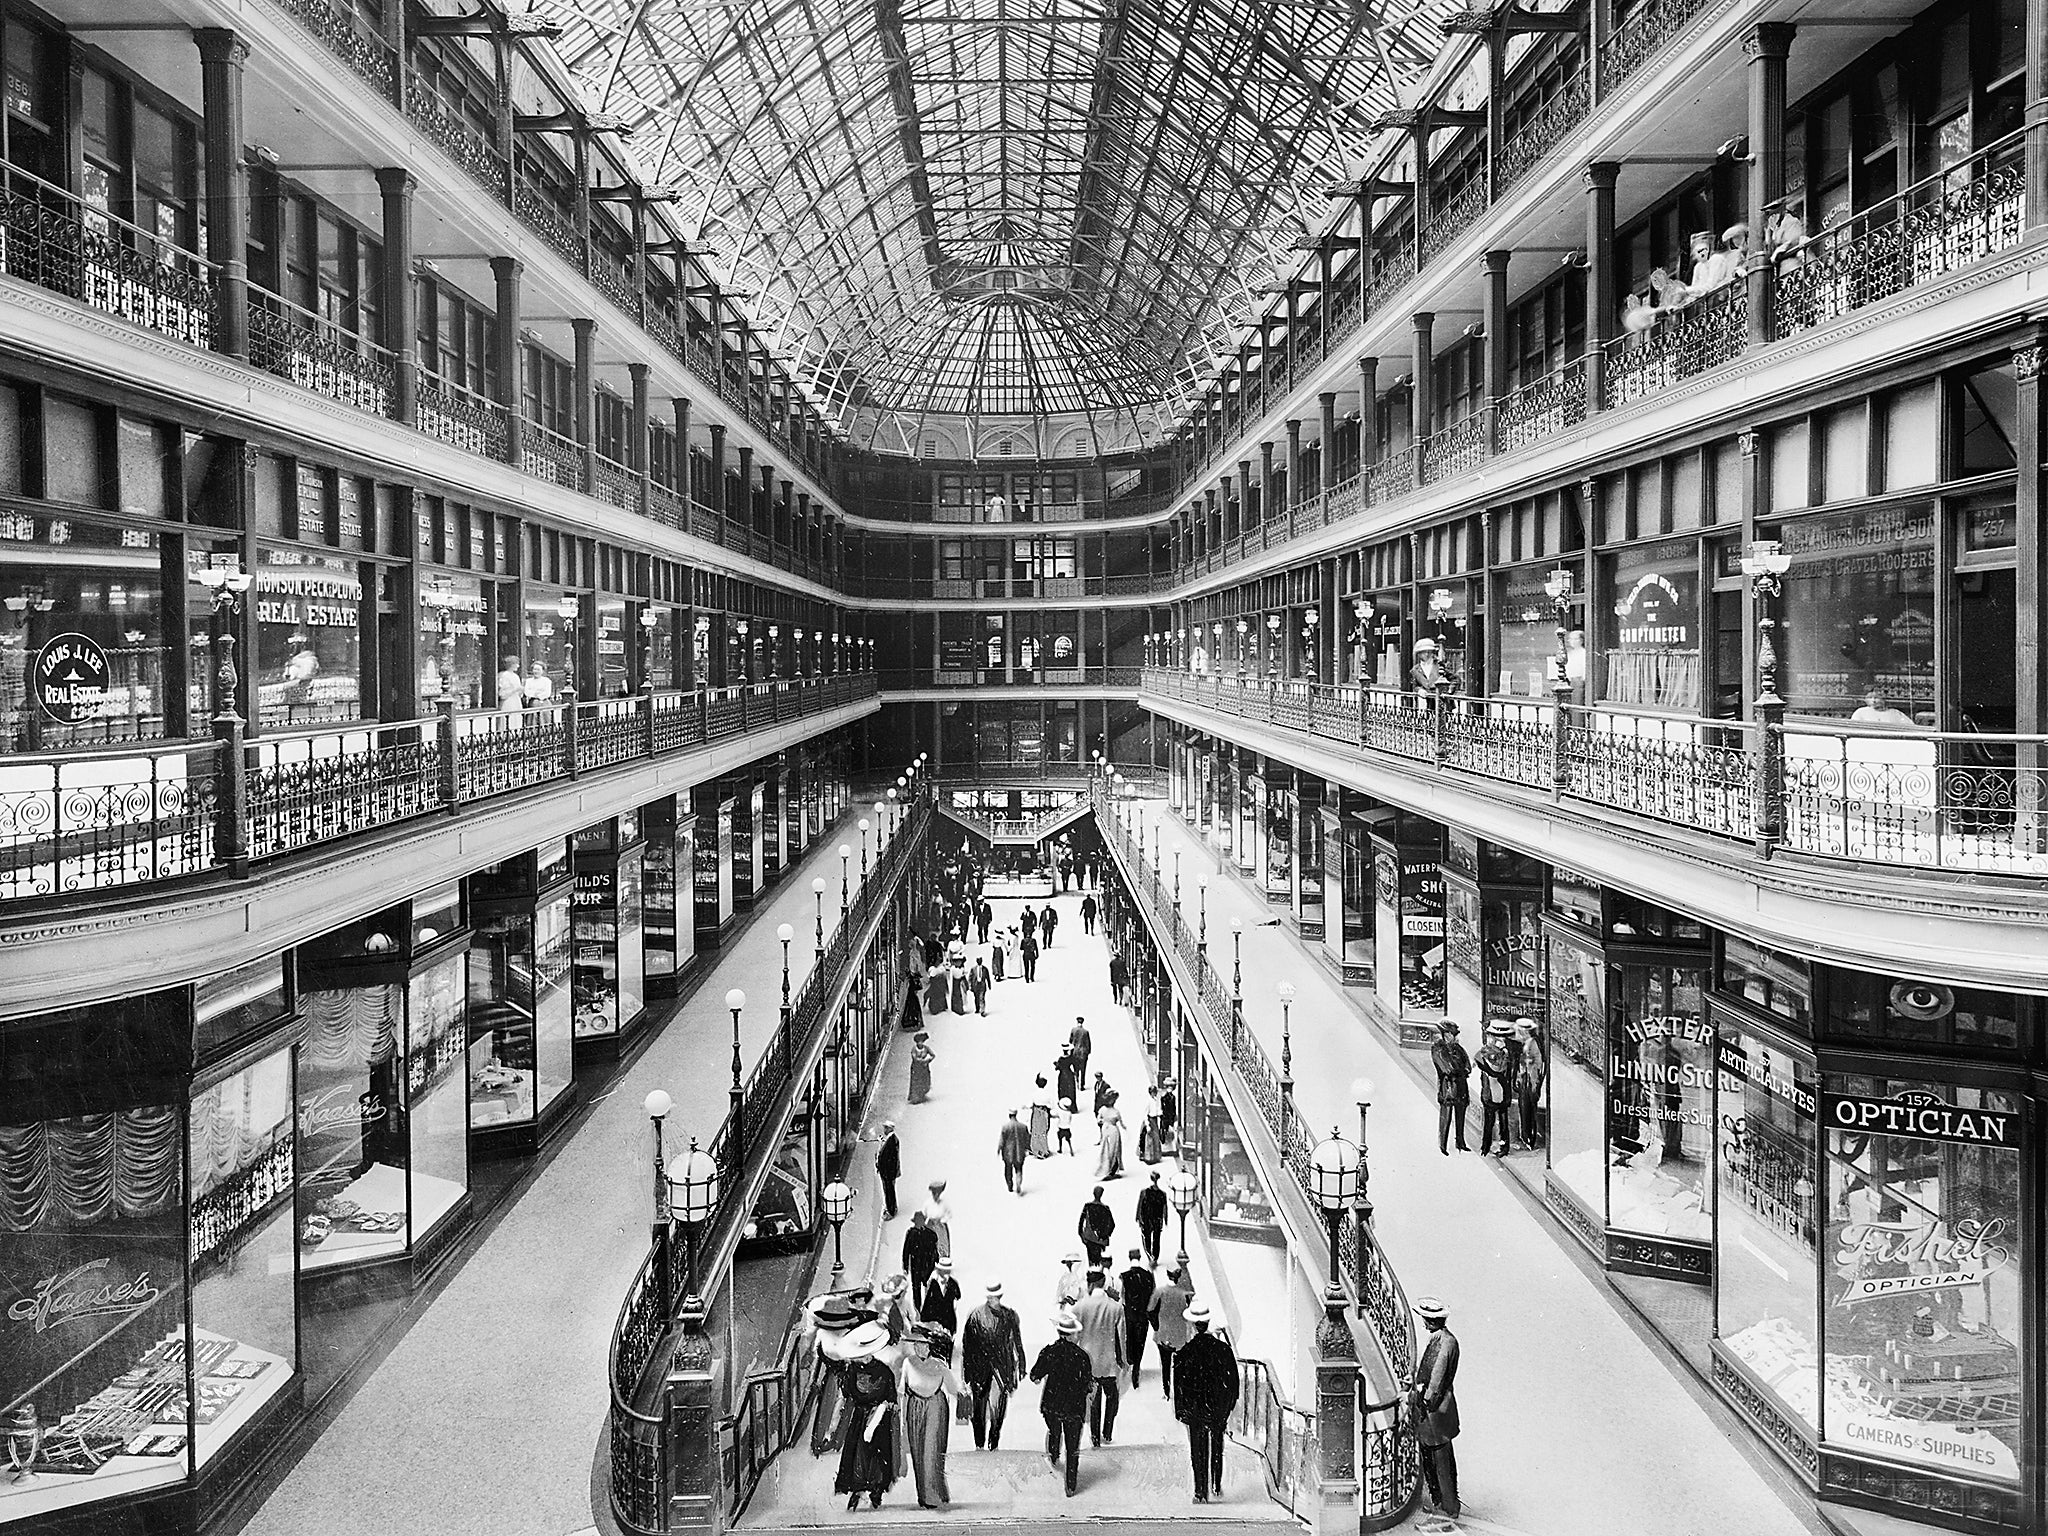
[1822,1087,2018,1147]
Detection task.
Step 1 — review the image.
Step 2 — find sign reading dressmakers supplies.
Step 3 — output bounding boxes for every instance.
[32,633,111,722]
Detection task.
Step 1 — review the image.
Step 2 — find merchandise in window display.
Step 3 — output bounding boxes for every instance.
[1398,852,1446,1015]
[251,545,362,729]
[1545,932,1607,1219]
[1603,965,1712,1242]
[1820,1077,2022,1483]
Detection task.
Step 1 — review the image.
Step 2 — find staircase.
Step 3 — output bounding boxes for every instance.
[937,796,1092,846]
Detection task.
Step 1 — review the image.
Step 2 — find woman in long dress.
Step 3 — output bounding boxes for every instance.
[908,1033,935,1104]
[899,1327,964,1509]
[835,1324,905,1510]
[1139,1086,1163,1165]
[1095,1094,1125,1180]
[1028,1075,1054,1158]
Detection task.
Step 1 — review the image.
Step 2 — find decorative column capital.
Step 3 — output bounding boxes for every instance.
[1744,22,1795,60]
[1582,159,1620,192]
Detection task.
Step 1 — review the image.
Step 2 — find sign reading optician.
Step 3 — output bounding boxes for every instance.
[1822,1088,2018,1147]
[32,633,110,722]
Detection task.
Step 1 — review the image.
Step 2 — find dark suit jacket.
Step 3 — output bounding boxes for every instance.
[1410,1327,1461,1445]
[998,1118,1031,1166]
[876,1134,901,1179]
[1120,1266,1156,1334]
[1136,1184,1169,1232]
[1173,1328,1241,1425]
[1029,1337,1093,1420]
[901,1224,938,1275]
[962,1302,1026,1388]
[1078,1200,1115,1248]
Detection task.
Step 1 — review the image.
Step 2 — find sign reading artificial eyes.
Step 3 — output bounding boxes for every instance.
[32,633,111,723]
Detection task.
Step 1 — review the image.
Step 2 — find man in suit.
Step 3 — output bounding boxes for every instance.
[961,1280,1027,1450]
[1020,931,1040,981]
[1029,1311,1093,1496]
[1431,1021,1472,1154]
[1071,1269,1125,1446]
[998,1108,1031,1194]
[1119,1249,1156,1389]
[876,1120,901,1218]
[1068,1017,1092,1086]
[1040,902,1060,947]
[1172,1300,1241,1502]
[901,1211,939,1298]
[1077,1185,1116,1267]
[1408,1296,1462,1518]
[1149,1266,1192,1397]
[976,898,994,944]
[1135,1169,1169,1266]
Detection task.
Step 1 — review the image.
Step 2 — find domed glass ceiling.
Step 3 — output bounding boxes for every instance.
[537,0,1460,454]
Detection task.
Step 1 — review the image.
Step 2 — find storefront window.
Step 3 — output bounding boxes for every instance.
[595,597,629,697]
[1297,798,1324,936]
[1821,1075,2023,1483]
[1826,971,2028,1055]
[296,983,407,1270]
[189,1047,298,1467]
[1715,1029,1819,1429]
[1398,844,1445,1014]
[405,952,469,1249]
[1494,566,1572,698]
[1,1009,188,1517]
[0,519,169,752]
[418,572,489,711]
[1204,1102,1281,1246]
[1264,792,1293,900]
[467,889,574,1132]
[1774,506,1936,721]
[1599,541,1700,711]
[252,545,362,730]
[1719,936,1813,1029]
[1546,931,1607,1221]
[520,591,573,701]
[1481,894,1545,1028]
[1339,821,1372,975]
[1606,962,1712,1242]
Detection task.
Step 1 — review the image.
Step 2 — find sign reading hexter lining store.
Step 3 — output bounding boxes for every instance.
[32,632,111,723]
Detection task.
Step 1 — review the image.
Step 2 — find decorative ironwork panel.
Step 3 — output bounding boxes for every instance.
[1364,445,1416,505]
[1362,697,1435,761]
[0,188,217,346]
[577,702,645,771]
[1602,281,1747,407]
[418,376,509,460]
[707,693,743,738]
[457,712,566,799]
[1496,359,1587,452]
[523,425,582,489]
[513,183,582,265]
[590,248,640,317]
[1562,721,1754,839]
[1419,407,1493,483]
[0,745,221,900]
[1419,179,1488,266]
[593,455,638,509]
[246,731,442,859]
[404,70,506,196]
[1364,243,1416,318]
[1442,710,1555,790]
[1599,0,1709,95]
[1780,746,2048,873]
[248,297,394,416]
[1360,1395,1421,1524]
[1497,74,1590,194]
[273,0,396,97]
[650,693,701,752]
[1773,148,2025,336]
[647,481,688,530]
[1311,685,1364,746]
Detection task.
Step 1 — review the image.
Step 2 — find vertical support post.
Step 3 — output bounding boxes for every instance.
[1409,312,1434,453]
[572,317,597,493]
[195,30,249,360]
[1583,162,1619,414]
[630,361,652,517]
[376,169,418,425]
[1745,24,1795,345]
[211,716,249,878]
[2030,0,2048,228]
[1482,249,1510,452]
[1357,357,1378,479]
[492,257,525,466]
[437,697,459,810]
[709,423,727,518]
[1318,392,1337,509]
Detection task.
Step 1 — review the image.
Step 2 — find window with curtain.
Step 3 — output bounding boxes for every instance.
[1599,540,1701,711]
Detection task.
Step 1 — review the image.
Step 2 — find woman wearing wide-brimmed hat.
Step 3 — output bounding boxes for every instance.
[900,1323,964,1509]
[834,1321,906,1510]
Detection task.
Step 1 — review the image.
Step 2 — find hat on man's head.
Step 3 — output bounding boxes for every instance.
[882,1120,896,1132]
[1414,638,1438,654]
[985,1280,1004,1298]
[1130,1248,1144,1261]
[1439,1019,1459,1032]
[1414,1296,1449,1322]
[937,1256,953,1274]
[1486,1021,1514,1037]
[1055,1310,1081,1336]
[1063,1250,1082,1265]
[1186,1301,1212,1325]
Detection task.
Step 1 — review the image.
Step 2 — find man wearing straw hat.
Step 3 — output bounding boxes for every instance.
[1408,1296,1463,1519]
[1172,1300,1240,1502]
[1028,1310,1093,1497]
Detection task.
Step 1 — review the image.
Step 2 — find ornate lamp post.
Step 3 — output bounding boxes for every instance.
[639,607,660,692]
[1351,1077,1376,1229]
[1266,612,1281,678]
[1543,565,1576,702]
[643,1088,673,1248]
[735,618,751,685]
[839,842,852,919]
[858,817,870,879]
[1739,539,1793,847]
[1278,980,1296,1131]
[1302,608,1319,683]
[1230,916,1244,1045]
[1166,1166,1200,1269]
[1173,848,1182,911]
[1196,873,1209,954]
[195,553,254,722]
[767,622,780,683]
[556,592,580,700]
[778,924,795,1074]
[724,989,746,1144]
[668,1136,719,1303]
[812,876,828,960]
[821,1179,854,1277]
[1309,1128,1362,1292]
[1236,616,1249,677]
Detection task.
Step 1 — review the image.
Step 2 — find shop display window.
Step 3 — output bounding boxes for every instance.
[1773,506,1936,721]
[1821,1074,2023,1484]
[1718,936,1813,1029]
[1546,931,1607,1221]
[1297,803,1324,934]
[193,954,292,1061]
[573,844,647,1038]
[1480,894,1545,1029]
[1825,971,2028,1055]
[417,572,489,710]
[1339,826,1372,973]
[1398,845,1445,1015]
[406,954,470,1250]
[595,597,629,697]
[743,1112,817,1252]
[252,545,362,731]
[1598,541,1701,712]
[1264,793,1293,900]
[1606,962,1712,1242]
[0,523,170,754]
[295,983,409,1270]
[1203,1107,1280,1246]
[1,997,191,1519]
[189,1049,299,1470]
[520,590,574,700]
[1715,1029,1819,1428]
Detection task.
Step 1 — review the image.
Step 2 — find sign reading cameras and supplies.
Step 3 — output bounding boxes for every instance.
[32,633,112,723]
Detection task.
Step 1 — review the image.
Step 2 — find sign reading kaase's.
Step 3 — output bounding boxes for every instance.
[1822,1088,2017,1147]
[32,633,111,722]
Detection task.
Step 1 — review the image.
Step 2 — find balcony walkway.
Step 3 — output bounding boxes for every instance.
[736,883,1282,1527]
[1114,795,1825,1536]
[234,812,897,1536]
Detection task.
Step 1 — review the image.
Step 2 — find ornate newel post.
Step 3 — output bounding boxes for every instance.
[664,1295,722,1533]
[1315,1293,1361,1536]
